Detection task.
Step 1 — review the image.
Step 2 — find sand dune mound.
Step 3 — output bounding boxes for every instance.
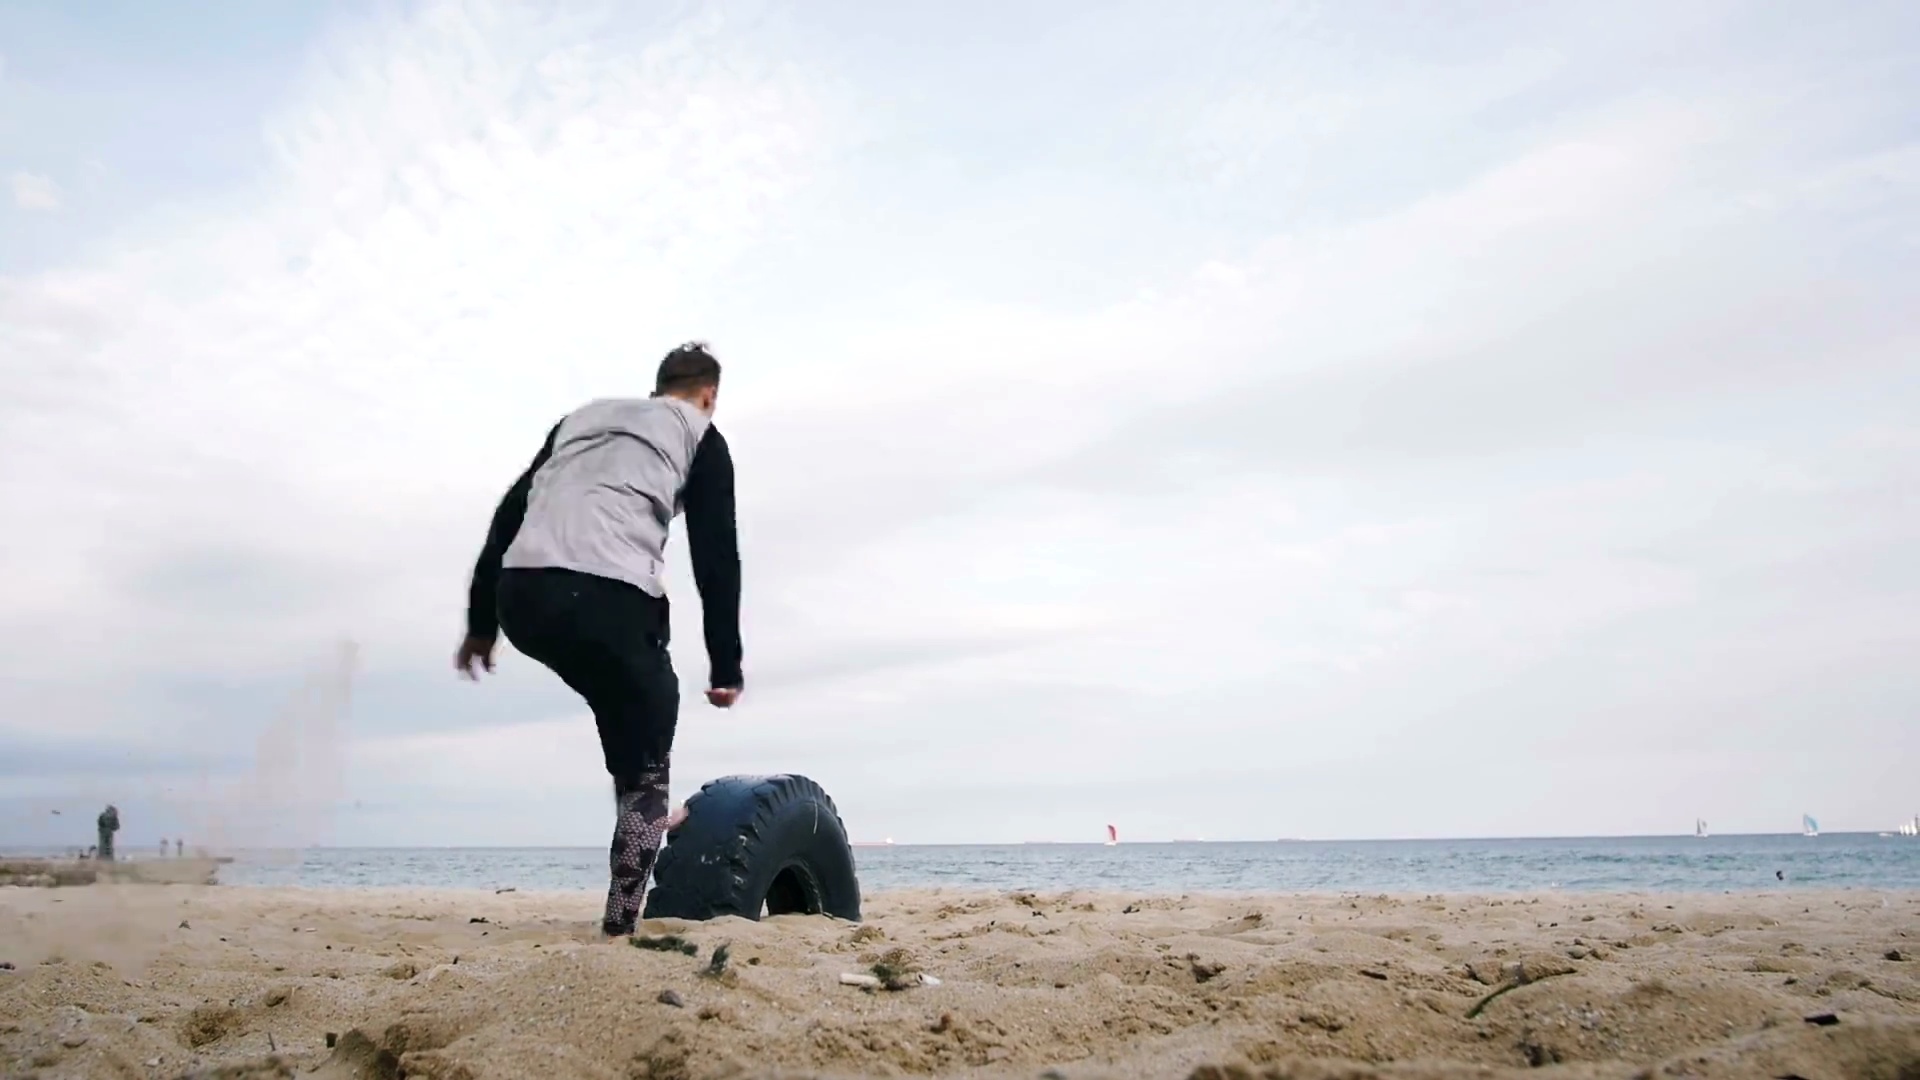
[0,857,222,888]
[1,886,1916,1078]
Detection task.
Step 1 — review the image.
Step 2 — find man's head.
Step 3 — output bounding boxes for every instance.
[654,341,722,414]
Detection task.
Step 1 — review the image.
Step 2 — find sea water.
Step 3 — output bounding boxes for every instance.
[197,833,1920,893]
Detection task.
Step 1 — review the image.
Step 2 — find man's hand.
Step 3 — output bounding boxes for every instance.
[455,635,497,680]
[705,686,741,708]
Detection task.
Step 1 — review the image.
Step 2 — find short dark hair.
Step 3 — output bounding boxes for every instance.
[654,341,722,395]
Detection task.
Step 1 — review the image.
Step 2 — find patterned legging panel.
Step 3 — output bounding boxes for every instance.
[603,761,672,936]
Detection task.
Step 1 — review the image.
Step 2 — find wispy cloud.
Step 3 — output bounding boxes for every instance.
[10,170,59,210]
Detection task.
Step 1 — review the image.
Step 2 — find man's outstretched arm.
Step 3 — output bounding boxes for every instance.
[682,424,744,696]
[459,422,560,671]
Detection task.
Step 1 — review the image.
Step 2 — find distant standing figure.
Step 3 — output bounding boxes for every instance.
[96,805,119,861]
[160,838,169,857]
[176,839,184,857]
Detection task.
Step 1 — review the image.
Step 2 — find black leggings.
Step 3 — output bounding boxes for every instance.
[498,567,678,934]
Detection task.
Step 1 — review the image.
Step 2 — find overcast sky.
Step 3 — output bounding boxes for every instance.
[1,0,1915,850]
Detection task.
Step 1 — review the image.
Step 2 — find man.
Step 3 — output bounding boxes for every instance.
[96,804,119,862]
[455,342,744,937]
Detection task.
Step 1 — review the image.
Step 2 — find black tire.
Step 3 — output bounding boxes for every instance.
[643,774,862,923]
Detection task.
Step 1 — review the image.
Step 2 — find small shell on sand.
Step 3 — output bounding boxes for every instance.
[840,970,939,988]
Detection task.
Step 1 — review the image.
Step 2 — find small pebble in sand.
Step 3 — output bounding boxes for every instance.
[1885,949,1905,962]
[657,989,685,1008]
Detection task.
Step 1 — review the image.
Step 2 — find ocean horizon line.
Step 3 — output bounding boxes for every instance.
[8,829,1902,854]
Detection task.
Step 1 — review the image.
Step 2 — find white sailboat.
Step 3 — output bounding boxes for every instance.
[1897,815,1918,837]
[1104,824,1118,847]
[1695,818,1708,838]
[1802,813,1819,838]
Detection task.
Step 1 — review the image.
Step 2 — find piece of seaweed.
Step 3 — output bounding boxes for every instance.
[871,948,923,991]
[1466,969,1575,1019]
[630,934,698,957]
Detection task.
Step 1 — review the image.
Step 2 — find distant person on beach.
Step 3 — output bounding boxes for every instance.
[95,805,119,862]
[456,342,744,938]
[176,839,184,857]
[159,838,168,857]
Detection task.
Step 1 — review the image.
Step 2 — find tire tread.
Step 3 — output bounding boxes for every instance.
[642,774,860,922]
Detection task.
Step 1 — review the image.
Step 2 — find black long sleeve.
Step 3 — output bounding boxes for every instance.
[682,424,743,689]
[465,422,560,640]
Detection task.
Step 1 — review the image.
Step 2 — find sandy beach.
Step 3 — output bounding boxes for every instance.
[2,884,1916,1079]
